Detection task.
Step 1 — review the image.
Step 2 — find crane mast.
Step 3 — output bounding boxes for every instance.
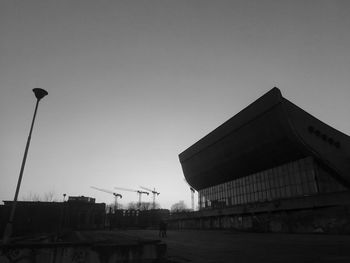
[114,187,149,209]
[140,186,160,209]
[91,186,122,211]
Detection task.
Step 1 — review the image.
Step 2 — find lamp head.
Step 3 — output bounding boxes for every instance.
[32,88,48,100]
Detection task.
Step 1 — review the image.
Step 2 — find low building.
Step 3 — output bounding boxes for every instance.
[108,209,170,229]
[175,88,350,233]
[0,196,105,237]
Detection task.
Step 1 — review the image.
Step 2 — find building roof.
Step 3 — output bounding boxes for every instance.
[179,88,350,190]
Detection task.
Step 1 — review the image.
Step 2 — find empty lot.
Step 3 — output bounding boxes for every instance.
[120,229,350,263]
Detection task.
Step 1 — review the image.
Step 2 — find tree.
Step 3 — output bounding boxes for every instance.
[127,202,139,210]
[43,191,55,202]
[106,202,124,213]
[22,192,41,201]
[126,202,159,210]
[170,200,189,213]
[21,191,57,202]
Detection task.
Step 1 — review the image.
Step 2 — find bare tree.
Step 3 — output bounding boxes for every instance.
[171,200,189,213]
[21,191,57,202]
[106,202,124,213]
[22,192,41,201]
[126,202,158,210]
[43,191,55,202]
[127,202,139,210]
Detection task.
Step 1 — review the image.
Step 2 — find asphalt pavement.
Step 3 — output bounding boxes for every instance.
[118,229,350,263]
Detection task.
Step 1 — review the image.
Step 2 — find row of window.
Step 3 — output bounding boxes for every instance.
[199,157,319,209]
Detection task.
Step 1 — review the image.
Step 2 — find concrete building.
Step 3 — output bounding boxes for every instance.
[176,88,350,233]
[0,196,105,237]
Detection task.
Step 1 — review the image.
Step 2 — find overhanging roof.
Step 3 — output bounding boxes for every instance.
[179,88,350,190]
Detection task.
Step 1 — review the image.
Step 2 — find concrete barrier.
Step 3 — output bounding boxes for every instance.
[0,232,167,263]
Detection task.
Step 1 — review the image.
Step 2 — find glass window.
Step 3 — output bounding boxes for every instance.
[252,182,257,192]
[299,169,307,184]
[295,184,302,196]
[290,172,296,186]
[265,172,272,191]
[280,187,286,198]
[254,181,258,192]
[246,193,251,203]
[248,183,253,195]
[270,175,276,188]
[293,161,299,176]
[263,179,268,191]
[244,184,248,195]
[240,194,245,204]
[290,184,296,197]
[295,171,302,185]
[261,180,265,192]
[262,171,267,184]
[271,188,277,199]
[254,192,259,202]
[284,167,292,187]
[301,181,310,195]
[266,189,272,201]
[257,173,261,182]
[285,184,292,198]
[259,191,264,202]
[274,188,281,199]
[309,180,317,194]
[278,175,284,188]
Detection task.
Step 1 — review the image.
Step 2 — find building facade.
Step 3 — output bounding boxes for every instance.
[176,88,350,233]
[199,156,346,210]
[0,196,105,237]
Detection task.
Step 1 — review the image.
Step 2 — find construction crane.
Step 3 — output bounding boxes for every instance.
[114,186,149,209]
[184,179,195,211]
[140,186,160,209]
[91,186,122,211]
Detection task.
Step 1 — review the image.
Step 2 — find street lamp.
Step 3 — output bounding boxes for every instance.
[2,88,48,244]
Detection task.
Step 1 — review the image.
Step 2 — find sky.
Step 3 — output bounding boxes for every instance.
[1,0,350,209]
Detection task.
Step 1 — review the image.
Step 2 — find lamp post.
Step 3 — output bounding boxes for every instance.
[2,88,48,244]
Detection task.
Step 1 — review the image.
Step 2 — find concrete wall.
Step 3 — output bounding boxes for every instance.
[0,240,166,263]
[168,205,350,234]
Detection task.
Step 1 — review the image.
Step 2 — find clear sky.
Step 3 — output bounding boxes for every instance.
[1,0,350,209]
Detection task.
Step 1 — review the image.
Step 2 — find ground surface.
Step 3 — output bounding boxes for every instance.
[117,229,350,263]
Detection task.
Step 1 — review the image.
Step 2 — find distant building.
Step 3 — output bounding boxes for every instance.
[0,196,105,237]
[108,209,170,229]
[175,88,350,233]
[68,195,96,203]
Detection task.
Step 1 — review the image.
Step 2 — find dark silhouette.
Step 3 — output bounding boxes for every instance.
[159,220,167,238]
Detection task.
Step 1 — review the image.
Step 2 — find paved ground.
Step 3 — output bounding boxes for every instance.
[119,229,350,263]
